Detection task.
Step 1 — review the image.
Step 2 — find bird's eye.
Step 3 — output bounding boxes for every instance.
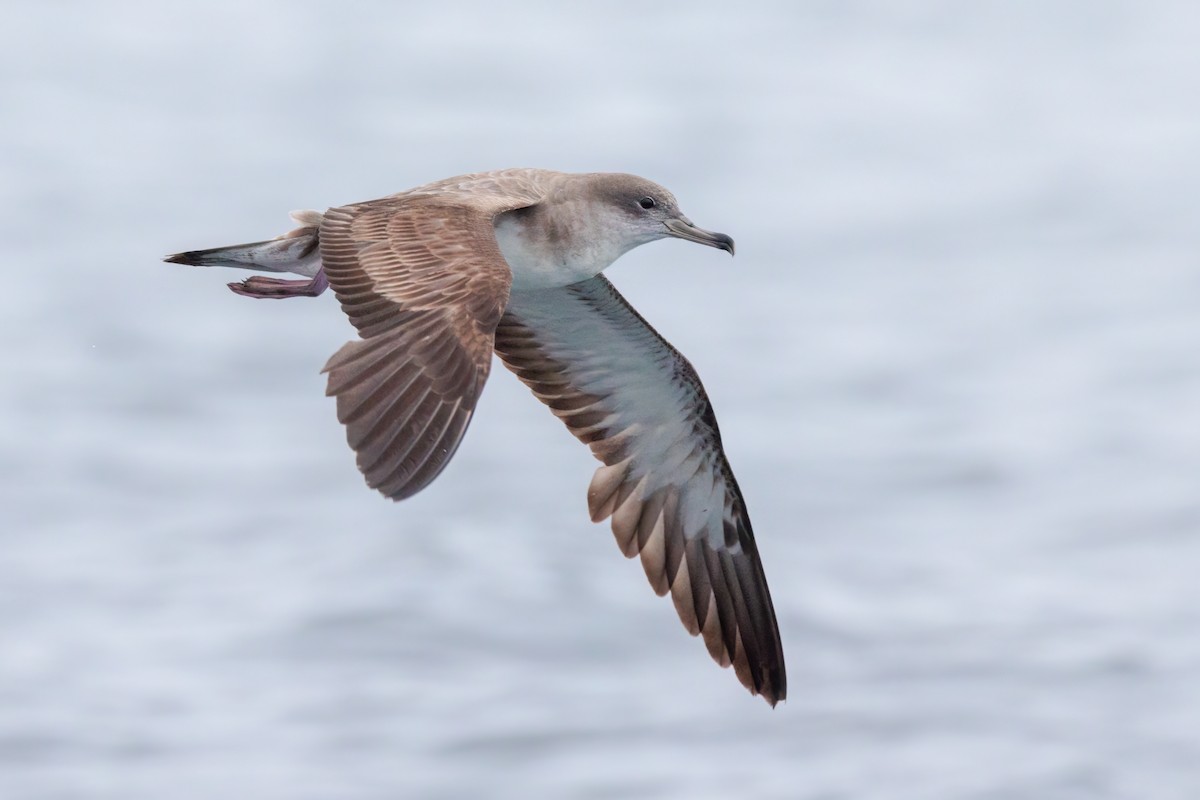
[638,196,656,210]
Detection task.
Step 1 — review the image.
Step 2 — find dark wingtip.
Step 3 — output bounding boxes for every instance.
[761,674,786,708]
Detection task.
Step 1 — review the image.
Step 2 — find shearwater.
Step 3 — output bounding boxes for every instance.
[166,168,786,705]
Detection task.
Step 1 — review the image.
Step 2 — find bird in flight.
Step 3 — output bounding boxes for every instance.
[166,169,785,705]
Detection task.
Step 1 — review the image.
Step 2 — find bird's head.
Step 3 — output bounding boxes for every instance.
[586,173,736,256]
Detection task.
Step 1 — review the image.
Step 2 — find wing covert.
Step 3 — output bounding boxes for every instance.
[318,190,538,500]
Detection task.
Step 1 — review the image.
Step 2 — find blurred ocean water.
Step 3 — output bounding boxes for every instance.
[3,2,1200,798]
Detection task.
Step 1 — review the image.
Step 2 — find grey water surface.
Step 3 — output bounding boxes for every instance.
[3,2,1200,798]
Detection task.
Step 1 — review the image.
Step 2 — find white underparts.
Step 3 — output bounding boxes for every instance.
[493,207,652,290]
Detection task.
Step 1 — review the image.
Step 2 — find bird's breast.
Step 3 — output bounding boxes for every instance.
[493,213,616,290]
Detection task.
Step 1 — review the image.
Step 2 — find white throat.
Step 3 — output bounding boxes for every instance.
[493,205,648,291]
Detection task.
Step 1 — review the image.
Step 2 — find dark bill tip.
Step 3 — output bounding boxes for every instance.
[711,232,736,255]
[663,218,735,255]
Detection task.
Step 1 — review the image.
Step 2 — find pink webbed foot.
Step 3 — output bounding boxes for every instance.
[228,270,329,299]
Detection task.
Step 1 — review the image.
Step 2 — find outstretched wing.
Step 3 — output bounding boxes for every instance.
[494,275,786,705]
[319,186,541,500]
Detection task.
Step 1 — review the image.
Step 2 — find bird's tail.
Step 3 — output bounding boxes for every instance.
[164,210,325,278]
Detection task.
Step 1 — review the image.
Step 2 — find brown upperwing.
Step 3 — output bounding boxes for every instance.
[318,193,535,500]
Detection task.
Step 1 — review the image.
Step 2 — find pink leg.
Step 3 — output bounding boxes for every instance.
[228,270,329,299]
